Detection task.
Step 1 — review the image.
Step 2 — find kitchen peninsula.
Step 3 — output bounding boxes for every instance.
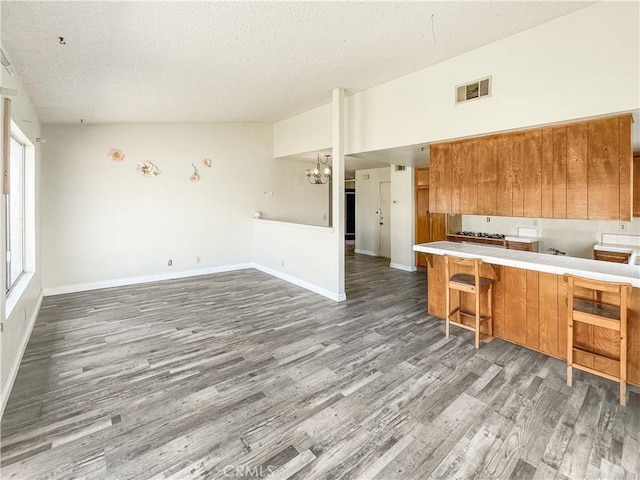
[414,241,640,386]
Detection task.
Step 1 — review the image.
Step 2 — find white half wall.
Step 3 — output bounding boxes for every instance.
[251,219,343,301]
[274,103,332,158]
[346,1,640,154]
[41,123,276,291]
[390,166,416,271]
[355,167,390,256]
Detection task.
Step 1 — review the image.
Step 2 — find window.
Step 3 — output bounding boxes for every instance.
[5,134,26,292]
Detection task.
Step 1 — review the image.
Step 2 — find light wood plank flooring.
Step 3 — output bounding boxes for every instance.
[1,252,639,479]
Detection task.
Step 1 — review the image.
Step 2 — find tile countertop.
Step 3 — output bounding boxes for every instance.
[594,243,640,254]
[594,243,640,266]
[414,241,640,288]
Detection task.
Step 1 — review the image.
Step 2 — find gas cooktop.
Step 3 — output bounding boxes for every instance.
[455,231,506,240]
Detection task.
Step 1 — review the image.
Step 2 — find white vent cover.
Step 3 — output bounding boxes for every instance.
[456,76,491,104]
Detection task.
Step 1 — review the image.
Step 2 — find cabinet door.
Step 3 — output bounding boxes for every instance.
[450,142,463,214]
[523,130,542,218]
[634,154,640,217]
[511,133,525,217]
[440,143,453,214]
[431,213,446,242]
[552,126,568,218]
[430,143,452,214]
[541,128,554,218]
[619,116,632,221]
[429,145,442,213]
[415,167,429,187]
[503,267,527,344]
[477,137,497,215]
[587,117,619,220]
[566,122,588,219]
[496,135,513,216]
[460,139,478,214]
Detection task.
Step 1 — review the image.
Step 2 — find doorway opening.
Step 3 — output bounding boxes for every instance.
[346,187,355,241]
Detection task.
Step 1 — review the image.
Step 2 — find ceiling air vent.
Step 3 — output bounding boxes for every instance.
[456,77,491,104]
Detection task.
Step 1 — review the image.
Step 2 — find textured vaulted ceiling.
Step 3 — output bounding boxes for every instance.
[1,1,593,125]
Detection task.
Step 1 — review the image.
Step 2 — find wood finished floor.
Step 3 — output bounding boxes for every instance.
[1,251,639,480]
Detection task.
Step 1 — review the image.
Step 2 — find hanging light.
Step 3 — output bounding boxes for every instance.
[305,154,331,185]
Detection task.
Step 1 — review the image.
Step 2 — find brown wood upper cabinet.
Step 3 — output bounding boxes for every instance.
[429,114,633,220]
[415,167,429,187]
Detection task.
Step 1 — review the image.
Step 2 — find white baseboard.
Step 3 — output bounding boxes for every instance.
[354,249,377,257]
[390,262,418,272]
[43,263,347,303]
[252,264,346,302]
[1,290,43,419]
[43,264,254,296]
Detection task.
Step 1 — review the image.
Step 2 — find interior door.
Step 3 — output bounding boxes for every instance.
[379,182,391,258]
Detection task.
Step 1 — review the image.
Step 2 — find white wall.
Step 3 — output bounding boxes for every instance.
[266,158,329,226]
[346,1,639,154]
[273,103,331,158]
[354,167,390,256]
[41,123,275,292]
[0,67,43,416]
[390,166,415,271]
[251,219,342,301]
[462,215,640,260]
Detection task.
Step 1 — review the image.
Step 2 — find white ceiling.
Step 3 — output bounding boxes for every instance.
[1,1,594,125]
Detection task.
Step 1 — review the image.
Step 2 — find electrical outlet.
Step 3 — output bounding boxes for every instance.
[196,256,201,263]
[486,217,491,223]
[168,259,173,266]
[620,223,627,231]
[533,219,538,226]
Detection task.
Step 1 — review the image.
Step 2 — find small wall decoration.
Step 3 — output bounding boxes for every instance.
[190,163,200,183]
[107,148,125,162]
[136,161,160,177]
[202,158,212,168]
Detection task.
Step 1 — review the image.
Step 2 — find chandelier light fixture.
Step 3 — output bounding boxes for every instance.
[305,154,332,185]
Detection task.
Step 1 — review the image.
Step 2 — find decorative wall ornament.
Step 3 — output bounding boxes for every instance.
[190,163,200,182]
[136,161,160,177]
[107,148,125,162]
[202,158,212,168]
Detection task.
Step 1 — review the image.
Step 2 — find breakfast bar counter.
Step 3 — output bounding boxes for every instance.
[413,241,640,386]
